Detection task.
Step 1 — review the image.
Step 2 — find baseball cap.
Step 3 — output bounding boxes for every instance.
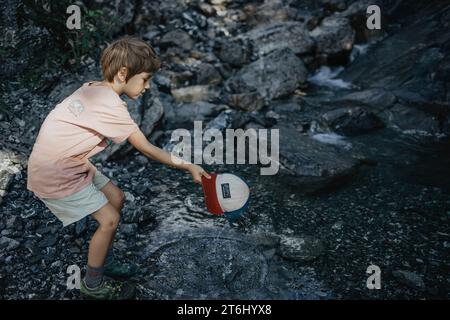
[201,173,250,221]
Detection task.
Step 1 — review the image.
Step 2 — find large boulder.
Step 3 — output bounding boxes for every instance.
[340,1,450,114]
[217,39,251,67]
[240,21,315,57]
[310,16,355,61]
[164,101,228,129]
[321,106,384,136]
[278,125,361,193]
[272,106,362,193]
[159,29,194,51]
[226,48,308,101]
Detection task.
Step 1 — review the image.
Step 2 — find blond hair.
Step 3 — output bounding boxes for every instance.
[101,36,161,82]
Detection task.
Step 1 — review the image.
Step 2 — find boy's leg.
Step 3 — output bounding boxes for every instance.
[99,181,124,251]
[88,202,120,268]
[99,181,125,213]
[98,181,137,278]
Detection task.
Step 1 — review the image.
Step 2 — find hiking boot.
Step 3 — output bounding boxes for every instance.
[80,277,135,300]
[103,261,138,279]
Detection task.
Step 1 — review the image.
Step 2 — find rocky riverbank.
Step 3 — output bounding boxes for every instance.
[1,0,449,299]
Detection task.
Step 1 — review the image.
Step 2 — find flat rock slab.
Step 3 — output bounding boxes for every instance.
[139,229,332,299]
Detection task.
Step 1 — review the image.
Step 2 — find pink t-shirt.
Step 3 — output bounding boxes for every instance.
[27,82,140,199]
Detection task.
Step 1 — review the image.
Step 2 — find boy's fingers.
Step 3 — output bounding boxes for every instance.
[201,170,211,179]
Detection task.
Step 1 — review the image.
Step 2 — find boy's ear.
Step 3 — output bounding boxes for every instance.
[117,67,128,83]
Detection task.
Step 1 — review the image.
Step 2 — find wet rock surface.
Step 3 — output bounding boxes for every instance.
[1,0,450,300]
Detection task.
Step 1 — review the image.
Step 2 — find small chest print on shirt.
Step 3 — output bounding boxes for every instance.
[68,100,84,117]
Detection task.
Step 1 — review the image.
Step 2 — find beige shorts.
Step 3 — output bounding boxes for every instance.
[41,170,111,227]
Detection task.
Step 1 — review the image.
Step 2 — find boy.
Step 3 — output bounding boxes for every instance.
[26,36,210,300]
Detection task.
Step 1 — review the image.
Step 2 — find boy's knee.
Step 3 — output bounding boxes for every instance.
[111,189,125,212]
[100,212,120,231]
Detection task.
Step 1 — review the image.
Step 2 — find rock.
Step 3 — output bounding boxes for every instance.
[171,85,221,103]
[339,2,450,118]
[277,120,361,193]
[120,223,138,236]
[332,88,397,111]
[379,103,441,134]
[240,22,314,57]
[149,185,169,193]
[0,236,20,251]
[165,101,227,128]
[247,233,281,249]
[321,0,347,12]
[6,216,22,231]
[123,206,155,224]
[217,39,251,67]
[310,16,355,60]
[74,219,87,236]
[244,0,291,27]
[124,191,135,202]
[195,63,222,85]
[321,106,384,136]
[226,48,308,101]
[334,0,383,43]
[160,30,194,50]
[198,3,216,17]
[278,235,324,262]
[140,87,165,136]
[0,150,26,206]
[38,235,58,248]
[204,109,243,132]
[226,92,265,112]
[50,261,63,269]
[136,155,149,165]
[392,270,426,290]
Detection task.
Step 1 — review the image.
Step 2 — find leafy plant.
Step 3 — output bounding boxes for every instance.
[12,0,121,89]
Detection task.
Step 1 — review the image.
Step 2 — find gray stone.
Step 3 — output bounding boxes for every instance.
[195,63,222,85]
[38,235,58,248]
[333,88,397,111]
[136,155,149,165]
[278,235,325,262]
[310,16,355,56]
[166,101,227,128]
[321,106,384,136]
[226,92,265,112]
[241,21,314,57]
[0,236,20,251]
[217,39,251,67]
[171,85,221,103]
[160,30,194,50]
[320,0,347,12]
[226,48,308,101]
[379,103,441,134]
[277,121,361,193]
[247,233,281,249]
[120,223,138,236]
[392,270,426,290]
[340,2,450,111]
[123,206,155,224]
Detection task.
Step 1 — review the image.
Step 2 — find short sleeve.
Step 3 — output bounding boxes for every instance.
[92,103,140,144]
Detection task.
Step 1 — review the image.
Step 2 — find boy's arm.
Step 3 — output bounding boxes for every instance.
[128,129,211,184]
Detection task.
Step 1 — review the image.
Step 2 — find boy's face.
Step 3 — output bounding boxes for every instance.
[122,72,152,100]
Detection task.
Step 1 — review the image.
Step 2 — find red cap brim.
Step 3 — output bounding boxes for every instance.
[201,173,223,215]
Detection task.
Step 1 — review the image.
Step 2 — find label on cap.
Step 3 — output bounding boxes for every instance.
[221,183,231,199]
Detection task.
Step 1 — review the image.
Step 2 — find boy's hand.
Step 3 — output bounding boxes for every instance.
[188,164,211,184]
